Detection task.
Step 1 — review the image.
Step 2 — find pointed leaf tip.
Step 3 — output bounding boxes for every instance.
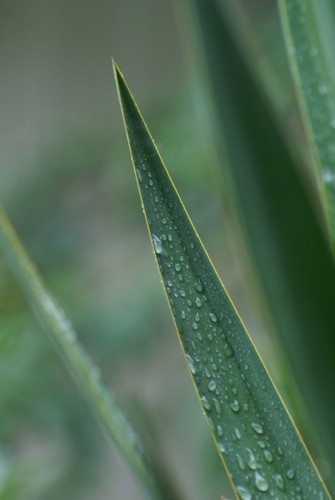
[112,59,122,84]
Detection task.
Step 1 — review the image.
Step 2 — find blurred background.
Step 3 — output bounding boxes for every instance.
[0,0,308,498]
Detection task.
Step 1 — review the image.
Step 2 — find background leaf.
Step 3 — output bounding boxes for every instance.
[278,0,335,245]
[185,0,335,484]
[0,205,161,500]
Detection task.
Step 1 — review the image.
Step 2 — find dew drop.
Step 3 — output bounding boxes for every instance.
[201,395,211,411]
[136,169,143,183]
[195,297,202,308]
[275,473,285,491]
[236,485,252,500]
[208,380,217,391]
[175,263,181,271]
[251,422,264,434]
[181,310,186,320]
[235,427,242,440]
[207,417,215,431]
[236,454,246,470]
[218,442,225,453]
[230,399,240,412]
[247,449,257,470]
[264,450,273,463]
[223,343,233,359]
[254,471,269,492]
[194,279,204,292]
[286,468,295,479]
[186,354,197,375]
[216,424,223,436]
[209,312,218,323]
[213,398,221,416]
[152,235,163,254]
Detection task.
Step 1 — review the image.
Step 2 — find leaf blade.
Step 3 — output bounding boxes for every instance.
[114,62,329,499]
[278,0,335,246]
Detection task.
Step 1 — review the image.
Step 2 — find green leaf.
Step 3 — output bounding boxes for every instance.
[114,62,329,499]
[0,205,160,499]
[278,0,335,246]
[189,0,335,479]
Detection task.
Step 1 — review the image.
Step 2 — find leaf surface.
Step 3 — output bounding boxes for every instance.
[279,0,335,245]
[114,62,329,499]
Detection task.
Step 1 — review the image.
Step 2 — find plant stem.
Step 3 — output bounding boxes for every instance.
[0,204,160,499]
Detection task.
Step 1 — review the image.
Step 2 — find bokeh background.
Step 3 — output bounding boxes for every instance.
[0,1,304,498]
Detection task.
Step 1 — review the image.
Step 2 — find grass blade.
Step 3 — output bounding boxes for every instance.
[0,205,160,499]
[278,0,335,245]
[114,62,329,499]
[189,0,335,478]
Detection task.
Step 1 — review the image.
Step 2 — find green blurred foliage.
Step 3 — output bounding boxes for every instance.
[1,0,318,498]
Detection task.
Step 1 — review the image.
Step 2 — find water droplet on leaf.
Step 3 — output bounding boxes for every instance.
[275,473,285,490]
[236,485,252,500]
[152,234,163,254]
[230,400,240,412]
[286,468,295,479]
[208,380,217,391]
[264,450,273,463]
[251,422,264,434]
[195,297,202,308]
[201,395,211,411]
[254,471,269,492]
[209,312,218,323]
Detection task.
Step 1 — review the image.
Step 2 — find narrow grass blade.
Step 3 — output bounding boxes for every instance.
[278,0,335,245]
[0,205,159,499]
[114,62,329,499]
[190,0,335,478]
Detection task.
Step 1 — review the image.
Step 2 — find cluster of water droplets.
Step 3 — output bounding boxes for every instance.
[134,151,327,499]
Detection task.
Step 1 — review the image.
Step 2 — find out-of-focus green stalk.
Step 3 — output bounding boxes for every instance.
[0,204,160,499]
[278,0,335,247]
[184,0,335,485]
